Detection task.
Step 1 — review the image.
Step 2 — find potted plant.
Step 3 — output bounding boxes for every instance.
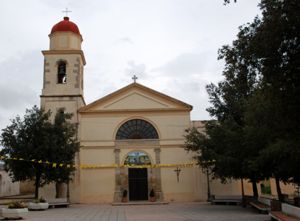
[28,197,49,210]
[121,190,128,203]
[1,201,28,219]
[149,189,156,202]
[294,183,300,207]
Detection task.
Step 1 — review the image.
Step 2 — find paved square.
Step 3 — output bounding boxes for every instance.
[18,203,269,221]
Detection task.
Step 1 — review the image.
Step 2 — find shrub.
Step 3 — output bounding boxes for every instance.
[8,201,26,209]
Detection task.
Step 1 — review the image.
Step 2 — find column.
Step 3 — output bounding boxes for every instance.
[154,148,163,201]
[113,148,121,202]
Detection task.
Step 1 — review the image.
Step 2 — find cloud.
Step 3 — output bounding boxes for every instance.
[0,85,35,110]
[142,52,226,120]
[0,51,42,130]
[116,37,134,45]
[152,52,224,78]
[153,53,207,76]
[124,61,147,79]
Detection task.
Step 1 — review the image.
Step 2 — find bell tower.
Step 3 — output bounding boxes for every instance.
[41,16,86,122]
[40,16,85,202]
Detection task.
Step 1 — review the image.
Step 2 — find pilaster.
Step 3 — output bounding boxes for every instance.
[154,147,163,201]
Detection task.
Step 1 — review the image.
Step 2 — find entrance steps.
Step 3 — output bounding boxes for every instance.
[112,201,169,206]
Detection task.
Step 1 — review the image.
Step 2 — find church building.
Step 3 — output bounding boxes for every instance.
[40,16,281,203]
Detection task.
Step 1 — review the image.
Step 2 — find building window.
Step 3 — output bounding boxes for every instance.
[57,61,67,84]
[57,108,65,115]
[116,119,159,140]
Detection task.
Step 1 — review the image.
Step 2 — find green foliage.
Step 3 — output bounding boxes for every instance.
[8,201,26,209]
[44,109,79,184]
[186,0,300,198]
[0,106,79,198]
[223,0,237,4]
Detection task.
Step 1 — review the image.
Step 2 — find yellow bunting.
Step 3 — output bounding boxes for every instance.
[0,155,196,170]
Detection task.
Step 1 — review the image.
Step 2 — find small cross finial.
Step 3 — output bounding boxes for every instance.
[62,7,72,17]
[132,75,138,83]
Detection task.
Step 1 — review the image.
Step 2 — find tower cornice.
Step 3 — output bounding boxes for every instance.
[42,50,86,65]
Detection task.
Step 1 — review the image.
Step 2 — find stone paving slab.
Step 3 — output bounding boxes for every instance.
[1,203,269,221]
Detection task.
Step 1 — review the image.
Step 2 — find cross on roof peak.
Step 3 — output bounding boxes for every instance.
[132,75,138,83]
[62,7,72,17]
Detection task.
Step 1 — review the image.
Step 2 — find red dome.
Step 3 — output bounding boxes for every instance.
[51,17,80,35]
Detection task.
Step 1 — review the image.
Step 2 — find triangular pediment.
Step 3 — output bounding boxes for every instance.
[79,83,192,113]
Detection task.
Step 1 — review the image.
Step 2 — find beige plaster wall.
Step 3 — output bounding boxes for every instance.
[50,32,82,50]
[160,148,197,202]
[20,181,35,194]
[0,171,20,197]
[41,97,83,123]
[79,148,115,203]
[102,93,171,110]
[269,179,296,197]
[210,179,245,196]
[80,112,190,143]
[80,168,115,203]
[80,149,115,165]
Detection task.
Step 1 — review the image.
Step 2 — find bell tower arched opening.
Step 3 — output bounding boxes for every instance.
[57,60,67,84]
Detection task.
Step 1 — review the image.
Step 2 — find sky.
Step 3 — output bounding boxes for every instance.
[0,0,261,131]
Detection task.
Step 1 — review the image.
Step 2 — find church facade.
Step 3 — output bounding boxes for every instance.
[40,16,292,203]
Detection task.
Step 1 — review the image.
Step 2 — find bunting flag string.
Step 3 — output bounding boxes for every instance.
[0,155,196,169]
[0,155,75,169]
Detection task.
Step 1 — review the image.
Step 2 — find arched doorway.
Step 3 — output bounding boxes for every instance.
[115,119,159,201]
[124,151,151,201]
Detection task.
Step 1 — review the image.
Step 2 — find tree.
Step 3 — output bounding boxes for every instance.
[186,19,263,197]
[46,109,79,198]
[1,106,52,198]
[186,0,300,200]
[0,106,79,199]
[243,0,300,200]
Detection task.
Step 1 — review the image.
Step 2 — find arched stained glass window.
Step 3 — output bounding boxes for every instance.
[124,151,151,165]
[116,119,159,140]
